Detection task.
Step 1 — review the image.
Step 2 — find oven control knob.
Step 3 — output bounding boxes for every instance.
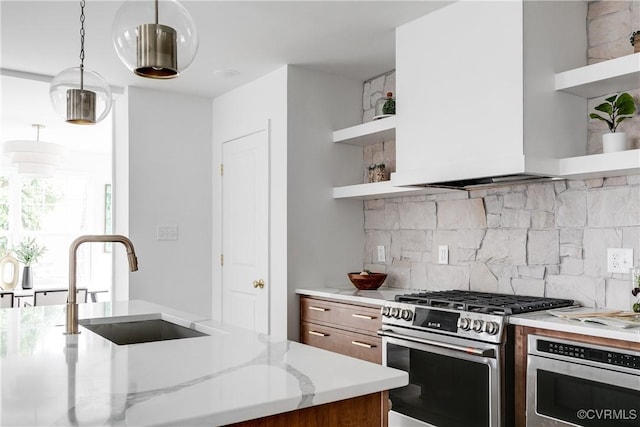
[391,307,401,318]
[471,319,484,332]
[483,321,500,335]
[457,318,471,330]
[401,309,413,321]
[381,306,391,317]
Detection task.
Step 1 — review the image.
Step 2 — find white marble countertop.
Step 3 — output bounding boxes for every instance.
[509,308,640,343]
[295,286,410,306]
[0,300,407,426]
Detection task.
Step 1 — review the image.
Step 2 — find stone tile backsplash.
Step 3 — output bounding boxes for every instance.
[358,2,640,310]
[364,177,640,310]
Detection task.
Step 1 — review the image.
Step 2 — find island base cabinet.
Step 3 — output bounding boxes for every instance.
[227,391,389,427]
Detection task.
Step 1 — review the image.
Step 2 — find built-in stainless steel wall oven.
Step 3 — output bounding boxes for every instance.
[527,334,640,427]
[378,290,574,427]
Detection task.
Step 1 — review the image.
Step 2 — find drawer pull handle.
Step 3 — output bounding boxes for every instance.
[351,340,376,349]
[309,331,329,337]
[352,313,375,320]
[309,306,329,312]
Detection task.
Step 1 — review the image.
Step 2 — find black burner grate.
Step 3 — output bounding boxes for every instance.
[394,290,575,315]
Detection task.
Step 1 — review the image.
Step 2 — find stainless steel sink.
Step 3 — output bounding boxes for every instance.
[79,314,209,345]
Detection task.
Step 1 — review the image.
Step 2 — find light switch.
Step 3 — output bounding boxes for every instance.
[157,224,178,241]
[438,245,449,264]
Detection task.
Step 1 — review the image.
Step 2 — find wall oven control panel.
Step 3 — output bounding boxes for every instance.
[537,339,640,370]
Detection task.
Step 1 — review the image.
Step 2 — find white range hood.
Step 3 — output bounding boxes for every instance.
[391,153,561,190]
[392,0,588,190]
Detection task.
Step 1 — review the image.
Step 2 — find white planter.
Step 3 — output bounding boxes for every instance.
[602,132,628,153]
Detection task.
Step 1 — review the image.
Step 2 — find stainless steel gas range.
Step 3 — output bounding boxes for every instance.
[377,290,575,427]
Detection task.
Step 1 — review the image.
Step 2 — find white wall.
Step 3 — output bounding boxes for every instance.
[286,66,364,340]
[128,87,213,317]
[212,65,365,340]
[113,91,130,302]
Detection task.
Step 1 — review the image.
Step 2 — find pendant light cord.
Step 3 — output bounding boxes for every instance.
[155,0,159,25]
[79,0,86,90]
[33,124,44,142]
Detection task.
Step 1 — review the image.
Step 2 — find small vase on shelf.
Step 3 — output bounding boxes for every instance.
[21,266,33,290]
[602,132,628,153]
[373,92,395,120]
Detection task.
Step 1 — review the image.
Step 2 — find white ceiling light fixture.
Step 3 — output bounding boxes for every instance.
[3,124,67,176]
[49,0,113,125]
[112,0,199,79]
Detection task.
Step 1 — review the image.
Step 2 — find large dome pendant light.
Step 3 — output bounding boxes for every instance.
[113,0,199,79]
[49,0,112,125]
[3,124,67,176]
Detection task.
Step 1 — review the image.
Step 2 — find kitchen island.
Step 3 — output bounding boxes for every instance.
[0,300,407,426]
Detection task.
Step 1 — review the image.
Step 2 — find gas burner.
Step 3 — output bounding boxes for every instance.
[395,290,575,315]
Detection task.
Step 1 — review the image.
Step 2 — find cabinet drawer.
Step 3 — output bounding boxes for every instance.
[300,321,382,364]
[300,297,381,334]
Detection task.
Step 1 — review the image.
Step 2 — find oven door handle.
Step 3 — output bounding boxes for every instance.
[377,329,496,358]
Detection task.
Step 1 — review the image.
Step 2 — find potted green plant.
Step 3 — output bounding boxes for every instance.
[13,237,46,290]
[589,92,636,153]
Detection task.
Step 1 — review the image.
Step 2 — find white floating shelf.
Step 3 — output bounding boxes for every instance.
[558,149,640,180]
[555,53,640,98]
[332,181,452,200]
[333,116,396,146]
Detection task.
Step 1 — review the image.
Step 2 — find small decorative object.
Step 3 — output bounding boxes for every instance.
[632,267,640,313]
[367,164,375,183]
[347,271,387,290]
[369,163,387,183]
[589,92,636,153]
[13,237,47,290]
[373,92,395,120]
[630,30,640,54]
[0,254,19,290]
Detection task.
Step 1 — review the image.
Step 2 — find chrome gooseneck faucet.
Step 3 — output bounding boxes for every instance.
[66,234,138,335]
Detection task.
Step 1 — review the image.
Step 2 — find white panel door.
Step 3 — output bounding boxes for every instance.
[222,129,269,333]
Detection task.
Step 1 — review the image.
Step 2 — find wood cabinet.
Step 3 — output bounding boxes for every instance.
[513,325,640,427]
[228,391,389,427]
[300,296,382,364]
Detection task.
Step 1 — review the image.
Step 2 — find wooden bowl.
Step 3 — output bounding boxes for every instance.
[347,272,387,290]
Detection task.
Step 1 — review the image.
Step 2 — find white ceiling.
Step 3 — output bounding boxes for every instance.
[0,0,450,160]
[1,1,450,99]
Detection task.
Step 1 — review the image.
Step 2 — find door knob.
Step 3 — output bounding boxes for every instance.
[253,279,265,289]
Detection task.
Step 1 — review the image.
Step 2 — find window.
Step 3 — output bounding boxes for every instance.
[1,75,113,295]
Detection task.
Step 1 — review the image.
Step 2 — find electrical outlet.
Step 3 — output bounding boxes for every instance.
[438,245,449,265]
[377,245,386,263]
[157,224,178,241]
[607,248,633,273]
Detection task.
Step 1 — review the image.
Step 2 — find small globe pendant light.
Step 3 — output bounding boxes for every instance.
[49,0,112,125]
[113,0,199,79]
